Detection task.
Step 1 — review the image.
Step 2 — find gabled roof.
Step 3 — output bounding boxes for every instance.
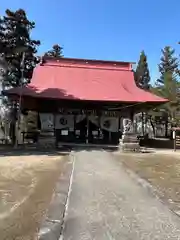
[5,57,167,103]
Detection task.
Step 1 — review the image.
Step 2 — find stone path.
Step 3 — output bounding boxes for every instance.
[61,150,180,240]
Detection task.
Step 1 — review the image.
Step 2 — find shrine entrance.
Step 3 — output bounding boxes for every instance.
[74,115,100,144]
[54,114,120,145]
[74,116,87,143]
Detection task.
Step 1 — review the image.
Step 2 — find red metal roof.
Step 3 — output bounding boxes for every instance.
[5,57,167,103]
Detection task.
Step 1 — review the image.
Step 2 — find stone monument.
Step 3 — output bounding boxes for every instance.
[119,118,140,152]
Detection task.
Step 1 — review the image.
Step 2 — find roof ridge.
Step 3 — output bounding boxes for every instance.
[41,56,135,65]
[39,63,133,72]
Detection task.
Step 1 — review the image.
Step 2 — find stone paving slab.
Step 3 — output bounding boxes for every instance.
[61,150,180,240]
[38,156,73,240]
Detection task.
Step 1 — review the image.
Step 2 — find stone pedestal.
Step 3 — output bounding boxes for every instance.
[37,131,56,149]
[119,118,140,152]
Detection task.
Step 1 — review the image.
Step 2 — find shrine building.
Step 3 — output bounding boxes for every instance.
[5,56,167,146]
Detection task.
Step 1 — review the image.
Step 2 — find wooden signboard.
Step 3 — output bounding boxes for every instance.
[173,129,180,151]
[176,135,180,147]
[58,108,121,117]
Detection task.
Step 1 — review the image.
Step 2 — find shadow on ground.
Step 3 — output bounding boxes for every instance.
[0,141,122,157]
[0,145,71,156]
[69,146,119,152]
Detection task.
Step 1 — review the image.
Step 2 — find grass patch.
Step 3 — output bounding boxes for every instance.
[0,154,66,240]
[120,152,180,213]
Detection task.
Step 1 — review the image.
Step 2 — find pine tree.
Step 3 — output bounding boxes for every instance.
[154,46,180,126]
[0,16,8,85]
[157,46,178,85]
[135,51,151,136]
[0,9,40,144]
[45,44,63,57]
[1,9,40,88]
[0,17,6,54]
[135,51,151,90]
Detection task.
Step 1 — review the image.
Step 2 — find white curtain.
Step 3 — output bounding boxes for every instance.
[55,114,74,129]
[0,128,5,140]
[75,115,86,123]
[40,113,54,131]
[100,117,119,132]
[88,116,99,126]
[75,115,119,132]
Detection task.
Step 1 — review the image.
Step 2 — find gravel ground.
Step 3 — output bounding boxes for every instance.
[61,150,180,240]
[0,154,66,240]
[119,152,180,215]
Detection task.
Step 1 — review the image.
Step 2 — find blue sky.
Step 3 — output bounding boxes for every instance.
[1,0,180,82]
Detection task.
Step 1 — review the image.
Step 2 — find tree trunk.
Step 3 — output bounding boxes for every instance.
[165,120,168,138]
[149,116,155,137]
[142,112,145,136]
[10,102,18,146]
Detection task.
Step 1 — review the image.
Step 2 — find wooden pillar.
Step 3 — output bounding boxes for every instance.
[73,114,77,142]
[109,122,111,144]
[142,112,145,136]
[98,115,101,143]
[86,114,89,144]
[118,116,121,142]
[54,113,57,148]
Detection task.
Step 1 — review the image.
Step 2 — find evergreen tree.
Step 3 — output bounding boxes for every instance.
[154,46,180,126]
[0,9,40,144]
[0,16,8,84]
[157,46,179,85]
[1,9,40,88]
[45,44,63,57]
[0,17,6,54]
[135,51,151,90]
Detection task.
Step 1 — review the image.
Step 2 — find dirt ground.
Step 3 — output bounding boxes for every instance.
[120,151,180,214]
[0,153,67,240]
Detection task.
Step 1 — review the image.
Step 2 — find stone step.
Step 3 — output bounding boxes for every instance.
[120,142,140,152]
[121,137,139,143]
[122,132,137,136]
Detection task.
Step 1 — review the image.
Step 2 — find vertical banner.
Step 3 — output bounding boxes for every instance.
[88,116,99,126]
[100,117,119,132]
[40,113,54,131]
[55,114,74,130]
[75,115,86,123]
